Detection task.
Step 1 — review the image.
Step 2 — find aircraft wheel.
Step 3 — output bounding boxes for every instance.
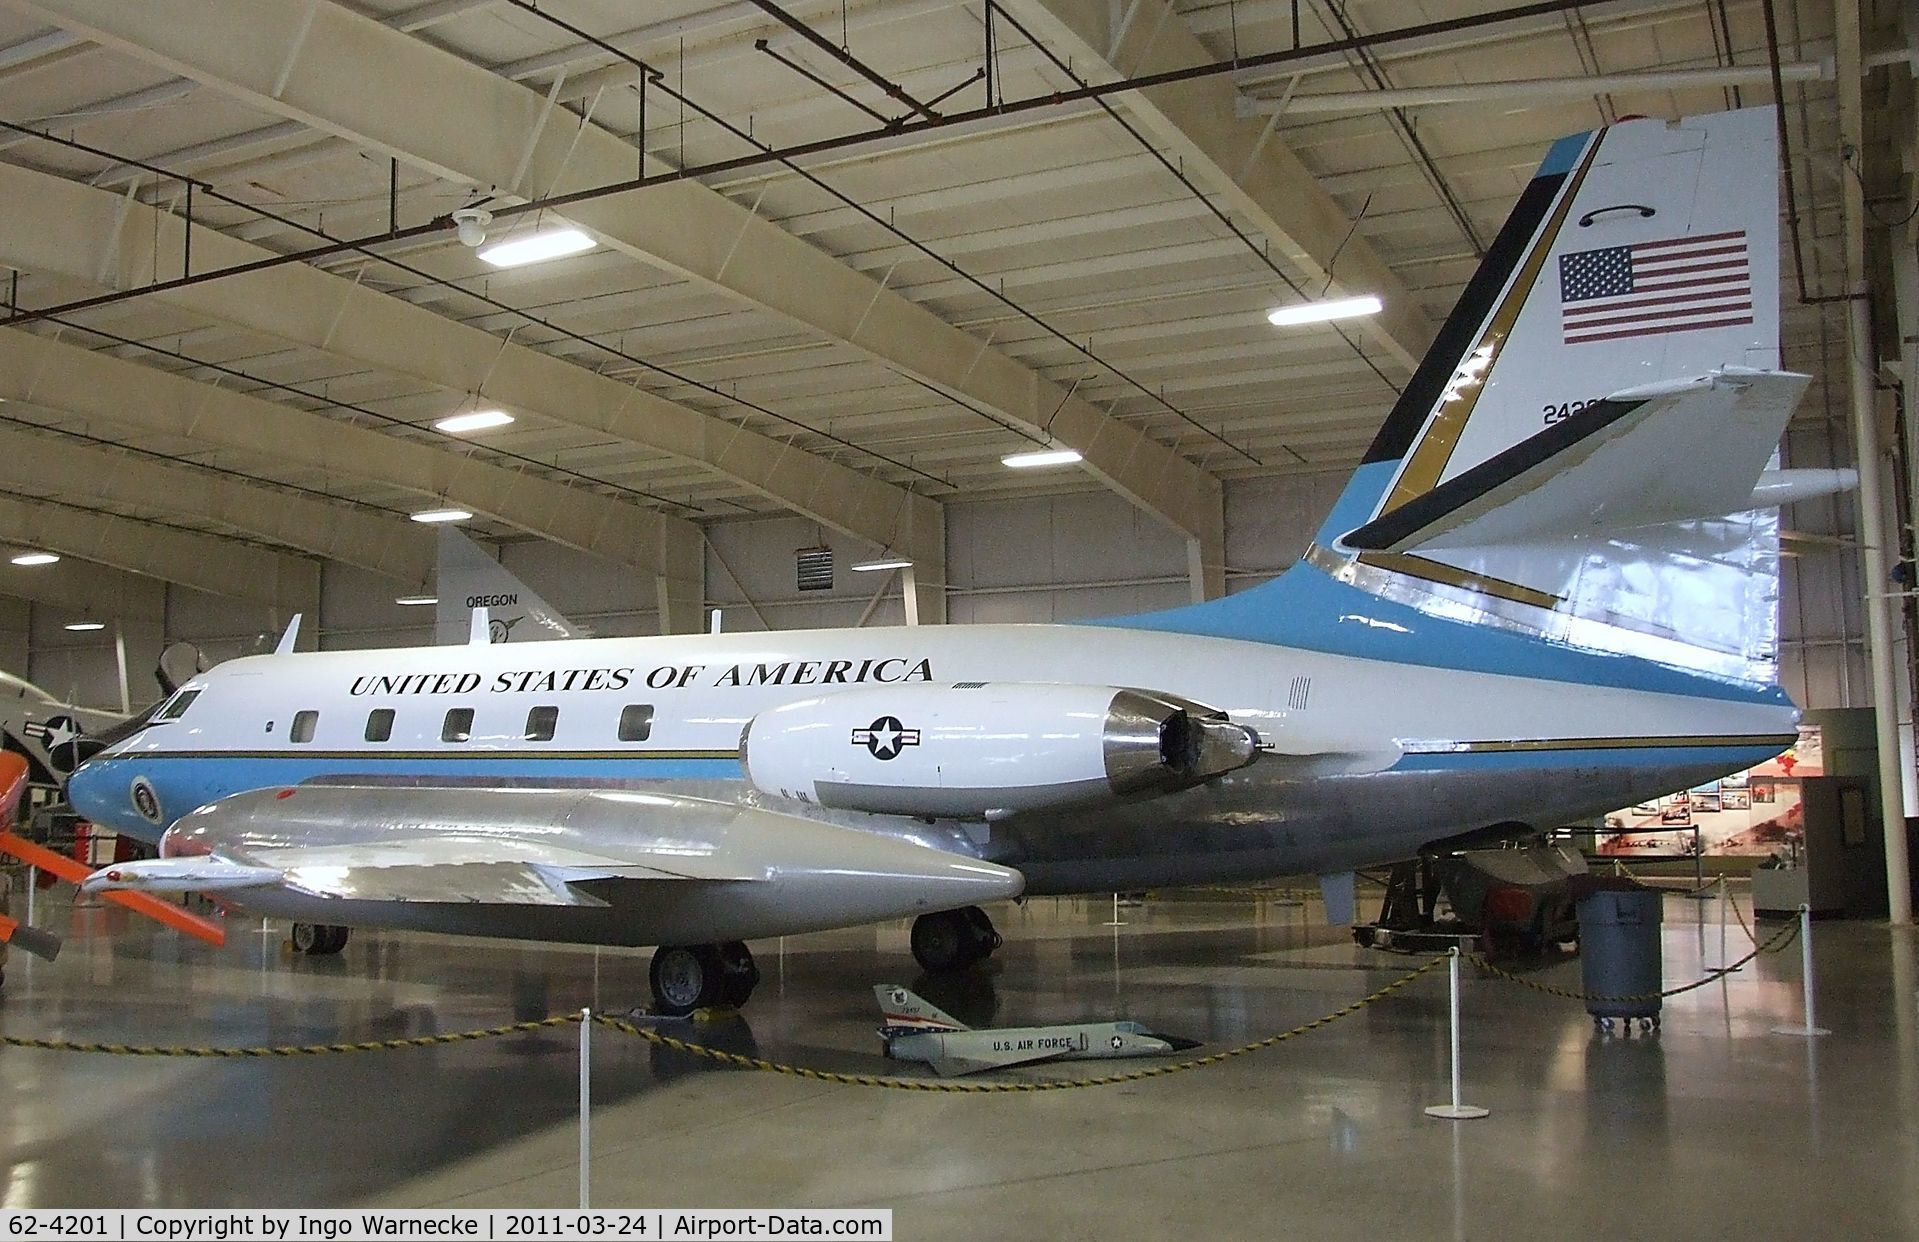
[291,923,349,956]
[912,908,997,973]
[718,941,760,1008]
[963,905,1003,956]
[650,944,726,1016]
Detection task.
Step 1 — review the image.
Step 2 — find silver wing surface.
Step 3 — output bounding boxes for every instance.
[89,784,1023,945]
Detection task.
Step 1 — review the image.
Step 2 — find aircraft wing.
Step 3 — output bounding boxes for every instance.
[89,784,1022,924]
[1341,369,1821,553]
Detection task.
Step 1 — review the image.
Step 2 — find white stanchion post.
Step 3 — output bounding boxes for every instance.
[579,1007,592,1208]
[24,865,34,926]
[1772,905,1830,1037]
[1426,948,1489,1120]
[1716,876,1729,972]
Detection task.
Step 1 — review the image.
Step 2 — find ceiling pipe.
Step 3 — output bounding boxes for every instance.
[1239,60,1833,117]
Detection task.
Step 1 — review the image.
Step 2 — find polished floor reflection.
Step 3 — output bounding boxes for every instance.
[3,886,1916,1238]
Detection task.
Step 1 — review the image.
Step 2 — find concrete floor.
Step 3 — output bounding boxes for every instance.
[2,886,1917,1238]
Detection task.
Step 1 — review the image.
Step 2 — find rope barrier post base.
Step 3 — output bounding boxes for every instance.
[1771,905,1830,1037]
[1425,948,1489,1120]
[1683,830,1713,899]
[579,1007,592,1209]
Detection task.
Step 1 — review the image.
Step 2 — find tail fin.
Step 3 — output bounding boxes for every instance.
[434,528,582,645]
[874,984,968,1033]
[1119,107,1829,691]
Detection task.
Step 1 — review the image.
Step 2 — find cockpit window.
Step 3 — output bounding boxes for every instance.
[156,689,202,721]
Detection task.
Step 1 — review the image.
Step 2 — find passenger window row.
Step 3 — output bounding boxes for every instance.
[281,704,655,744]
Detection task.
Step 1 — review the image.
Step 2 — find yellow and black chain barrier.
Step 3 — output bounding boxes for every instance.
[1467,915,1799,1004]
[0,1014,578,1057]
[591,953,1446,1092]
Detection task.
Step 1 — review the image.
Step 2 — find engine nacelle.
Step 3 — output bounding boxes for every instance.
[742,683,1260,820]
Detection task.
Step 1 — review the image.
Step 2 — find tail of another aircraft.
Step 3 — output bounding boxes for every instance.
[874,984,967,1033]
[434,528,581,645]
[1118,108,1847,696]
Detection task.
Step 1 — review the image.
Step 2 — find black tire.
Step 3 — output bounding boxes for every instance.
[717,941,760,1008]
[650,944,726,1016]
[962,905,1003,954]
[292,923,348,956]
[911,910,975,973]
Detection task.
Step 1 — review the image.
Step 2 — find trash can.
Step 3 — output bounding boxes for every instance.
[1575,881,1663,1030]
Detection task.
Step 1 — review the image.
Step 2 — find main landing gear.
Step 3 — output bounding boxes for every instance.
[291,923,349,956]
[910,906,1002,973]
[649,941,760,1016]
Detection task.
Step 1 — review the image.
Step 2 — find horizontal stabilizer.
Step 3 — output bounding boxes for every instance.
[1342,369,1814,553]
[1750,468,1858,508]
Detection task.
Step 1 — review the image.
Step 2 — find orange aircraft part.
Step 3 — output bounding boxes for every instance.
[0,752,225,947]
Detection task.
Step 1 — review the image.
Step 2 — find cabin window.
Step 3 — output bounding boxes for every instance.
[156,689,201,721]
[289,710,318,744]
[441,707,474,743]
[618,704,654,742]
[524,705,559,742]
[364,708,395,743]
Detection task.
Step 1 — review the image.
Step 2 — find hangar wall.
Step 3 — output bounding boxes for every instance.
[12,468,1868,714]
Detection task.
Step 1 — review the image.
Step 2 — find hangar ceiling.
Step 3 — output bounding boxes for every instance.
[0,0,1899,606]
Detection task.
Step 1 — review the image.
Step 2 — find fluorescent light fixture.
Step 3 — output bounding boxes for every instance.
[64,621,106,632]
[394,595,438,606]
[9,552,59,566]
[477,228,595,268]
[1002,448,1084,469]
[433,409,515,434]
[1266,294,1383,327]
[409,508,472,524]
[851,557,913,573]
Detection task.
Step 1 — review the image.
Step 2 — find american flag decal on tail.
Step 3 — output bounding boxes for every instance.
[1557,230,1752,344]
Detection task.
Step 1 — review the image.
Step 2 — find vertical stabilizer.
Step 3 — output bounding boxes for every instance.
[1112,108,1797,693]
[874,984,968,1033]
[434,529,581,645]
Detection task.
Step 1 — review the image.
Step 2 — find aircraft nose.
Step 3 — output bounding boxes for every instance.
[65,756,122,831]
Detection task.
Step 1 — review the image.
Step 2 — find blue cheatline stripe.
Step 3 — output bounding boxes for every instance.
[1096,562,1790,708]
[1391,744,1784,774]
[69,753,748,843]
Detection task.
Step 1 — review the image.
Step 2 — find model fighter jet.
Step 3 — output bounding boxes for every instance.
[875,985,1198,1077]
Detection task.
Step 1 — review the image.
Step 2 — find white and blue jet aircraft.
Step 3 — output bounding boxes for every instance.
[75,108,1847,1014]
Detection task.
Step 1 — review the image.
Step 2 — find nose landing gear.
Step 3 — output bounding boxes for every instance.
[910,906,1002,973]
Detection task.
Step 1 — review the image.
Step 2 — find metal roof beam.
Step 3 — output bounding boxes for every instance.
[998,0,1435,374]
[0,492,318,611]
[0,424,435,587]
[10,0,1215,568]
[0,326,702,598]
[0,138,942,574]
[0,557,167,623]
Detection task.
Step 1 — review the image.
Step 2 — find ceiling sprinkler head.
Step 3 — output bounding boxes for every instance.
[452,207,493,248]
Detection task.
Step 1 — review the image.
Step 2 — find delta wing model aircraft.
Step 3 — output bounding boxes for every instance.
[75,108,1848,1014]
[875,985,1199,1076]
